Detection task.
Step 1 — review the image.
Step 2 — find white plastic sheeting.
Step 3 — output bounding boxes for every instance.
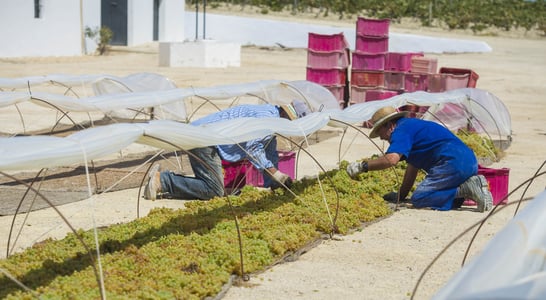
[0,114,329,172]
[91,72,185,121]
[331,88,511,140]
[0,78,341,123]
[0,74,107,90]
[433,190,546,299]
[0,87,511,172]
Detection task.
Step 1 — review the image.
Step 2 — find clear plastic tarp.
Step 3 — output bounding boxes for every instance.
[0,76,341,125]
[433,190,546,299]
[0,74,512,172]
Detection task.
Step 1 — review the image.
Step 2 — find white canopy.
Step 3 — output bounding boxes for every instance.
[0,77,341,124]
[433,191,546,299]
[0,86,511,172]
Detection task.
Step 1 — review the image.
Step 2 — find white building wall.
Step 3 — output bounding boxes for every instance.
[83,0,102,54]
[0,0,183,57]
[160,0,185,42]
[0,0,100,57]
[127,0,153,46]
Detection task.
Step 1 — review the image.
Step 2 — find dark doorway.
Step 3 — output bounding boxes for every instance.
[153,0,160,41]
[101,0,128,46]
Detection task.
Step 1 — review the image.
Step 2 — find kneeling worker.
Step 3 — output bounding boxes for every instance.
[144,101,310,200]
[346,106,493,212]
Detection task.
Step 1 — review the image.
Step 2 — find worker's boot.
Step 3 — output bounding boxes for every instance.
[456,175,493,212]
[144,164,162,200]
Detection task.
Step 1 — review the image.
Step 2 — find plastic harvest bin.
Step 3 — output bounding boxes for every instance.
[222,151,296,190]
[464,166,510,206]
[439,67,479,88]
[356,17,390,37]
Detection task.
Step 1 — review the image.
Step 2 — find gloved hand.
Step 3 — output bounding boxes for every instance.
[271,170,292,189]
[383,192,399,203]
[383,192,409,203]
[346,161,364,178]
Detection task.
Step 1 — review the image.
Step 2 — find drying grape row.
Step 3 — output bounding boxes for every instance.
[0,164,396,299]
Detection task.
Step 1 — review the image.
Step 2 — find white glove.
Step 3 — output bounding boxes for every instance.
[346,161,364,178]
[272,170,290,184]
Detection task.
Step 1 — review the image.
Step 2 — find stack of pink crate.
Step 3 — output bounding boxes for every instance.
[350,18,395,104]
[306,32,351,109]
[305,19,480,111]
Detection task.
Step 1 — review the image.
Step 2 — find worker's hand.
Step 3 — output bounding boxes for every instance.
[346,161,364,178]
[383,192,399,203]
[271,170,292,189]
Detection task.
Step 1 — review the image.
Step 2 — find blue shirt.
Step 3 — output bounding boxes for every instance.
[191,104,280,170]
[387,117,474,173]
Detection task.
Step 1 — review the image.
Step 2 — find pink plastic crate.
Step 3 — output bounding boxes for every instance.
[427,73,446,92]
[428,73,470,92]
[365,89,399,101]
[400,104,429,118]
[464,167,510,206]
[384,71,405,90]
[324,84,345,102]
[439,67,479,88]
[350,70,384,87]
[307,49,350,68]
[351,52,386,70]
[411,57,438,74]
[306,67,348,85]
[444,73,470,91]
[356,17,390,37]
[222,151,296,190]
[349,85,368,104]
[385,52,424,72]
[404,73,429,92]
[355,34,389,54]
[308,32,349,51]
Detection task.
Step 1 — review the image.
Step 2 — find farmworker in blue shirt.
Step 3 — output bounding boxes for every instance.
[346,106,493,212]
[144,101,311,201]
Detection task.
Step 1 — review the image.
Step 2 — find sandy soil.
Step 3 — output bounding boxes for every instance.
[1,9,545,300]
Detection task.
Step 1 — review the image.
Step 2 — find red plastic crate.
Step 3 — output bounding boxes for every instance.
[439,67,479,88]
[351,70,384,87]
[464,167,510,206]
[308,32,350,52]
[411,57,438,74]
[356,17,390,37]
[404,73,429,92]
[222,151,296,190]
[307,49,350,69]
[306,67,348,85]
[384,71,405,90]
[355,34,389,54]
[385,52,424,72]
[351,52,386,70]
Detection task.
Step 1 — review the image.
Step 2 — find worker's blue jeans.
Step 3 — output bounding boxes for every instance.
[159,141,279,200]
[410,146,478,211]
[160,146,225,200]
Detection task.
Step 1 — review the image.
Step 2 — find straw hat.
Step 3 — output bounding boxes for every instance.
[369,106,408,138]
[280,100,311,120]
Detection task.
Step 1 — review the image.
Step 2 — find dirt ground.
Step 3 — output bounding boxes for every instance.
[1,8,545,300]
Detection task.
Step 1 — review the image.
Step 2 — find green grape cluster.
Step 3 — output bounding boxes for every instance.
[0,164,398,299]
[456,129,501,161]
